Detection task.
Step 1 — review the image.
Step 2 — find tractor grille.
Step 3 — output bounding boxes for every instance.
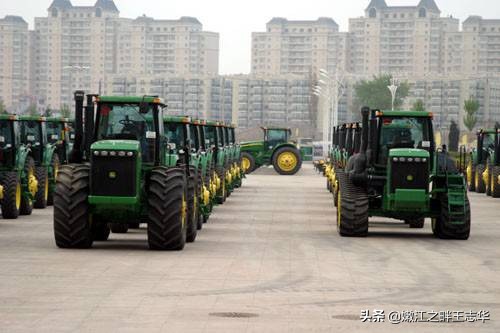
[90,156,136,197]
[390,160,429,193]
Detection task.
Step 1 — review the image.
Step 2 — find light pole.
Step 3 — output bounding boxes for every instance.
[387,77,399,111]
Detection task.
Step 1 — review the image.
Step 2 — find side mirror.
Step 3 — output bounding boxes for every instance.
[179,149,185,155]
[205,139,210,146]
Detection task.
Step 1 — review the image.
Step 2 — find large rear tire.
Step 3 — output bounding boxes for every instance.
[92,220,110,241]
[53,164,93,248]
[20,156,35,216]
[186,166,198,243]
[336,172,369,237]
[0,172,21,219]
[475,164,486,193]
[432,194,470,240]
[147,167,187,251]
[272,146,302,175]
[34,167,48,209]
[241,152,256,174]
[491,166,500,198]
[196,167,203,230]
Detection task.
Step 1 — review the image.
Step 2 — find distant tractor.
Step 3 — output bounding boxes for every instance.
[335,107,470,239]
[0,115,39,219]
[241,127,302,175]
[53,92,189,250]
[466,128,500,197]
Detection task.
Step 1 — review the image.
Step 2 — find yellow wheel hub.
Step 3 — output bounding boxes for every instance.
[28,168,38,196]
[466,162,472,186]
[483,167,489,186]
[44,175,49,200]
[15,183,21,210]
[277,152,297,172]
[242,157,251,172]
[181,195,187,228]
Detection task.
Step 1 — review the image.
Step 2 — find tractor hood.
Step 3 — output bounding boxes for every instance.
[240,140,264,148]
[389,148,430,159]
[91,140,140,151]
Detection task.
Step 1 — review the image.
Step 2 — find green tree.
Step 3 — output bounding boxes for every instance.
[60,104,71,118]
[412,99,425,112]
[44,107,53,117]
[354,74,409,110]
[0,98,6,114]
[26,103,38,116]
[463,97,479,132]
[448,120,460,152]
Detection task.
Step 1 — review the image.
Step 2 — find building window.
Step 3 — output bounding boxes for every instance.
[96,8,102,17]
[419,8,426,18]
[369,8,377,18]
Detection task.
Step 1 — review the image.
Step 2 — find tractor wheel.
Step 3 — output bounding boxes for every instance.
[336,172,369,237]
[0,172,21,219]
[475,164,486,193]
[241,152,255,174]
[92,220,110,241]
[432,194,470,240]
[486,159,493,196]
[196,168,203,230]
[20,156,35,216]
[110,223,129,234]
[147,167,187,251]
[128,222,140,229]
[186,166,198,243]
[47,154,60,206]
[216,166,226,204]
[272,147,302,175]
[407,218,425,229]
[466,160,475,191]
[491,166,500,198]
[53,164,93,248]
[34,167,48,209]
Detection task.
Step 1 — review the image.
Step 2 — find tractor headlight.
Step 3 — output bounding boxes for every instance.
[422,158,427,163]
[127,152,134,157]
[100,151,109,157]
[118,151,126,157]
[93,150,99,156]
[399,157,406,162]
[393,157,398,162]
[109,151,117,157]
[415,157,421,162]
[407,158,413,162]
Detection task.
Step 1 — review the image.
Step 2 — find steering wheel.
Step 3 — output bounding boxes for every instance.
[119,119,134,126]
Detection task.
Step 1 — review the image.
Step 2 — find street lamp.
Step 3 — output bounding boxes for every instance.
[387,77,399,111]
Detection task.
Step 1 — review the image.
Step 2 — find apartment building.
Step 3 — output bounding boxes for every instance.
[0,15,30,111]
[29,0,219,110]
[462,16,500,75]
[251,18,347,76]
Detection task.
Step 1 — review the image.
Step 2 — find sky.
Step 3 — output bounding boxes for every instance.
[1,0,498,74]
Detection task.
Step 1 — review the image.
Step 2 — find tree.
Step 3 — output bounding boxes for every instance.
[354,74,410,111]
[44,107,53,117]
[0,98,6,114]
[60,104,71,118]
[448,120,460,152]
[463,97,479,132]
[412,99,425,112]
[26,103,38,116]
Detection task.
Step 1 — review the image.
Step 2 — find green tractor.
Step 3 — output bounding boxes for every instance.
[222,123,243,195]
[336,107,470,239]
[18,116,61,208]
[466,128,500,197]
[53,92,189,250]
[0,114,40,218]
[241,127,302,175]
[205,121,229,204]
[46,117,72,165]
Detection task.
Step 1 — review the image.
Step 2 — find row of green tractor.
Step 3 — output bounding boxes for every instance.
[0,115,72,218]
[53,92,244,250]
[464,128,500,198]
[317,107,470,239]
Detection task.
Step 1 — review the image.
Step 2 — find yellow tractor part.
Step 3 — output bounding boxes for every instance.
[215,175,221,190]
[0,184,4,200]
[482,167,489,188]
[466,162,473,187]
[241,157,251,172]
[498,175,500,185]
[181,194,187,228]
[15,183,21,210]
[28,168,39,196]
[277,151,298,172]
[202,185,210,206]
[226,171,232,184]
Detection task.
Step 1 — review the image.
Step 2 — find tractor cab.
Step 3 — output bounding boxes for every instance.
[0,115,19,168]
[262,127,291,152]
[46,117,71,164]
[18,116,48,166]
[163,116,194,168]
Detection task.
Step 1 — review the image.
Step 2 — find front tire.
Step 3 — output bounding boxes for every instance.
[110,223,129,234]
[20,156,35,216]
[432,194,470,240]
[0,172,21,219]
[491,166,500,198]
[186,166,198,243]
[147,167,187,251]
[336,172,369,237]
[47,154,60,206]
[241,152,256,174]
[475,164,486,193]
[272,147,302,175]
[34,167,48,209]
[53,164,93,248]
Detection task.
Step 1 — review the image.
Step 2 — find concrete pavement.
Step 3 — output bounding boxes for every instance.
[0,163,499,332]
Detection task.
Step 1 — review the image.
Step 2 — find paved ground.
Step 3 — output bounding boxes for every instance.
[0,163,499,332]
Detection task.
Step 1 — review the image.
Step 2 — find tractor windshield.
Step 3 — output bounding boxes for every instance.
[266,129,287,146]
[189,124,199,150]
[20,120,42,146]
[165,122,185,149]
[46,121,64,144]
[0,120,14,147]
[483,134,495,149]
[378,117,432,164]
[205,126,216,148]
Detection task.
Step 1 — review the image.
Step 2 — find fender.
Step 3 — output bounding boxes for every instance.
[15,146,30,178]
[43,144,56,167]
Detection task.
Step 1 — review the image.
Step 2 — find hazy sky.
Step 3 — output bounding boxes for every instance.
[1,0,498,74]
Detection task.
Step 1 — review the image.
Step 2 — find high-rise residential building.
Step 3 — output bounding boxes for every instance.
[30,0,219,109]
[0,15,30,111]
[461,16,500,75]
[348,0,459,76]
[251,18,347,76]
